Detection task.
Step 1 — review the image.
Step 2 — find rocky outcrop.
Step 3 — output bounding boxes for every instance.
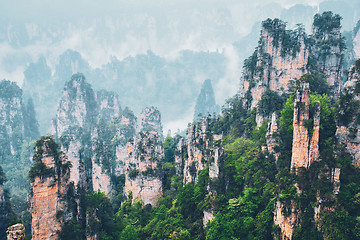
[52,73,97,138]
[29,137,71,240]
[291,82,320,170]
[6,223,25,240]
[0,80,39,209]
[266,112,279,160]
[53,73,122,192]
[238,13,344,126]
[96,90,121,124]
[311,12,344,97]
[336,60,360,165]
[90,127,112,195]
[175,118,223,184]
[275,82,321,239]
[239,19,309,111]
[353,23,360,59]
[274,201,298,240]
[22,50,92,134]
[193,79,220,121]
[52,74,92,187]
[0,80,25,155]
[121,107,164,205]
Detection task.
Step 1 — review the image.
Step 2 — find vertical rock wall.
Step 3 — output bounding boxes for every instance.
[309,101,320,165]
[336,61,360,165]
[238,13,344,127]
[239,19,309,112]
[274,201,298,240]
[176,119,223,184]
[291,82,320,170]
[52,73,96,187]
[291,82,310,169]
[266,112,279,160]
[312,15,344,97]
[121,107,164,206]
[30,138,70,240]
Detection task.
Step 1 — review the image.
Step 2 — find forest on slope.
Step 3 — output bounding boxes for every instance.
[1,10,360,240]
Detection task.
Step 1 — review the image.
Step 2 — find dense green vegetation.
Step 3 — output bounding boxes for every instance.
[55,66,360,240]
[28,136,71,183]
[0,165,17,240]
[2,11,360,240]
[261,18,304,58]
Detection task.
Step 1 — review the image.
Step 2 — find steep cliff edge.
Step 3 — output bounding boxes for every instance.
[0,80,39,226]
[311,12,344,97]
[52,73,96,188]
[238,18,309,112]
[29,136,72,240]
[122,107,164,205]
[194,79,220,122]
[239,12,344,126]
[336,60,360,165]
[175,118,223,184]
[52,73,167,205]
[0,80,39,156]
[291,82,320,170]
[53,73,122,193]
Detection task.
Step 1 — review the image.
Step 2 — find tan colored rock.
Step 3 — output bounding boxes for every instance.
[266,112,280,160]
[180,119,223,184]
[30,138,71,240]
[6,223,25,240]
[291,82,310,169]
[239,22,309,112]
[336,66,360,165]
[118,107,164,206]
[274,201,298,240]
[125,176,162,206]
[290,82,321,170]
[308,101,320,166]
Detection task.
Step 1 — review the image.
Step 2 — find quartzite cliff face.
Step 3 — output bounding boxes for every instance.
[336,60,360,165]
[120,107,164,205]
[52,73,166,205]
[291,82,320,170]
[53,73,122,194]
[239,13,344,126]
[29,137,71,240]
[175,118,223,184]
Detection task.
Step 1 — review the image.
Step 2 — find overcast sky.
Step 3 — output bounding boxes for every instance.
[0,0,323,21]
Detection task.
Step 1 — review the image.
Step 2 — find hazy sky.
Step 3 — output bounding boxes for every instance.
[0,0,358,133]
[0,0,323,23]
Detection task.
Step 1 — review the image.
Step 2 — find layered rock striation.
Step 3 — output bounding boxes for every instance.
[29,137,72,240]
[239,12,344,126]
[291,82,320,170]
[53,73,122,193]
[121,107,164,205]
[336,60,360,165]
[0,80,39,156]
[175,118,223,184]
